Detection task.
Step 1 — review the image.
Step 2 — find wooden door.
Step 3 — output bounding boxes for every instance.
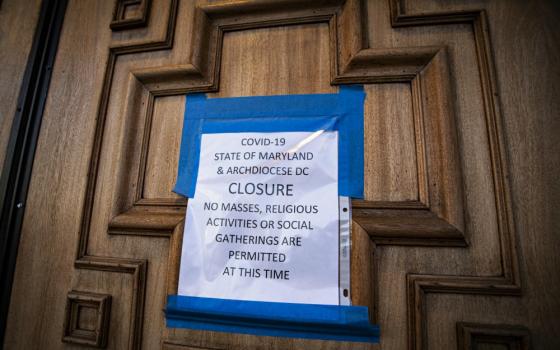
[2,0,559,349]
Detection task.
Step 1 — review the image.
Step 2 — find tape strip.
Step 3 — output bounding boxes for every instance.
[165,295,380,343]
[174,85,365,198]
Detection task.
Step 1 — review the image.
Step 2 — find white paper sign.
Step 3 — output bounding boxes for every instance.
[178,131,339,305]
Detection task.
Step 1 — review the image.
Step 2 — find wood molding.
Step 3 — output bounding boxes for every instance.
[74,256,147,349]
[108,205,184,237]
[387,1,523,349]
[67,0,522,349]
[107,0,465,247]
[111,0,152,31]
[352,47,465,246]
[71,2,178,350]
[76,0,179,257]
[353,208,464,246]
[62,290,112,348]
[457,322,531,350]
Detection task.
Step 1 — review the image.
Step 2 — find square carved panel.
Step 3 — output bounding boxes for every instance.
[62,290,112,348]
[111,0,151,31]
[457,323,531,350]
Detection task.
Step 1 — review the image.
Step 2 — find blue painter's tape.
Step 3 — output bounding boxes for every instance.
[202,116,339,134]
[174,85,365,198]
[165,295,380,343]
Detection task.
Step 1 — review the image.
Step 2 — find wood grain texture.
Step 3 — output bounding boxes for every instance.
[363,84,419,202]
[457,323,531,350]
[111,0,152,31]
[3,0,559,349]
[110,0,175,49]
[385,1,523,348]
[142,96,183,200]
[94,5,468,347]
[62,291,112,348]
[109,0,467,248]
[0,0,42,174]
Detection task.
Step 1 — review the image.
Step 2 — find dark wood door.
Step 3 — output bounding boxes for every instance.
[2,0,559,349]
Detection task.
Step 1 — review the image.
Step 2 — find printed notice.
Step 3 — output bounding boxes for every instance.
[178,131,339,305]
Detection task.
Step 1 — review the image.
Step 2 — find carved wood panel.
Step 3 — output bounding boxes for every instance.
[457,323,531,350]
[7,0,556,349]
[62,291,112,348]
[65,1,521,348]
[111,0,152,31]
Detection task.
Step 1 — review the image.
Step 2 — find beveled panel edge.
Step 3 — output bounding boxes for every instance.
[111,0,152,31]
[457,322,531,350]
[62,290,112,348]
